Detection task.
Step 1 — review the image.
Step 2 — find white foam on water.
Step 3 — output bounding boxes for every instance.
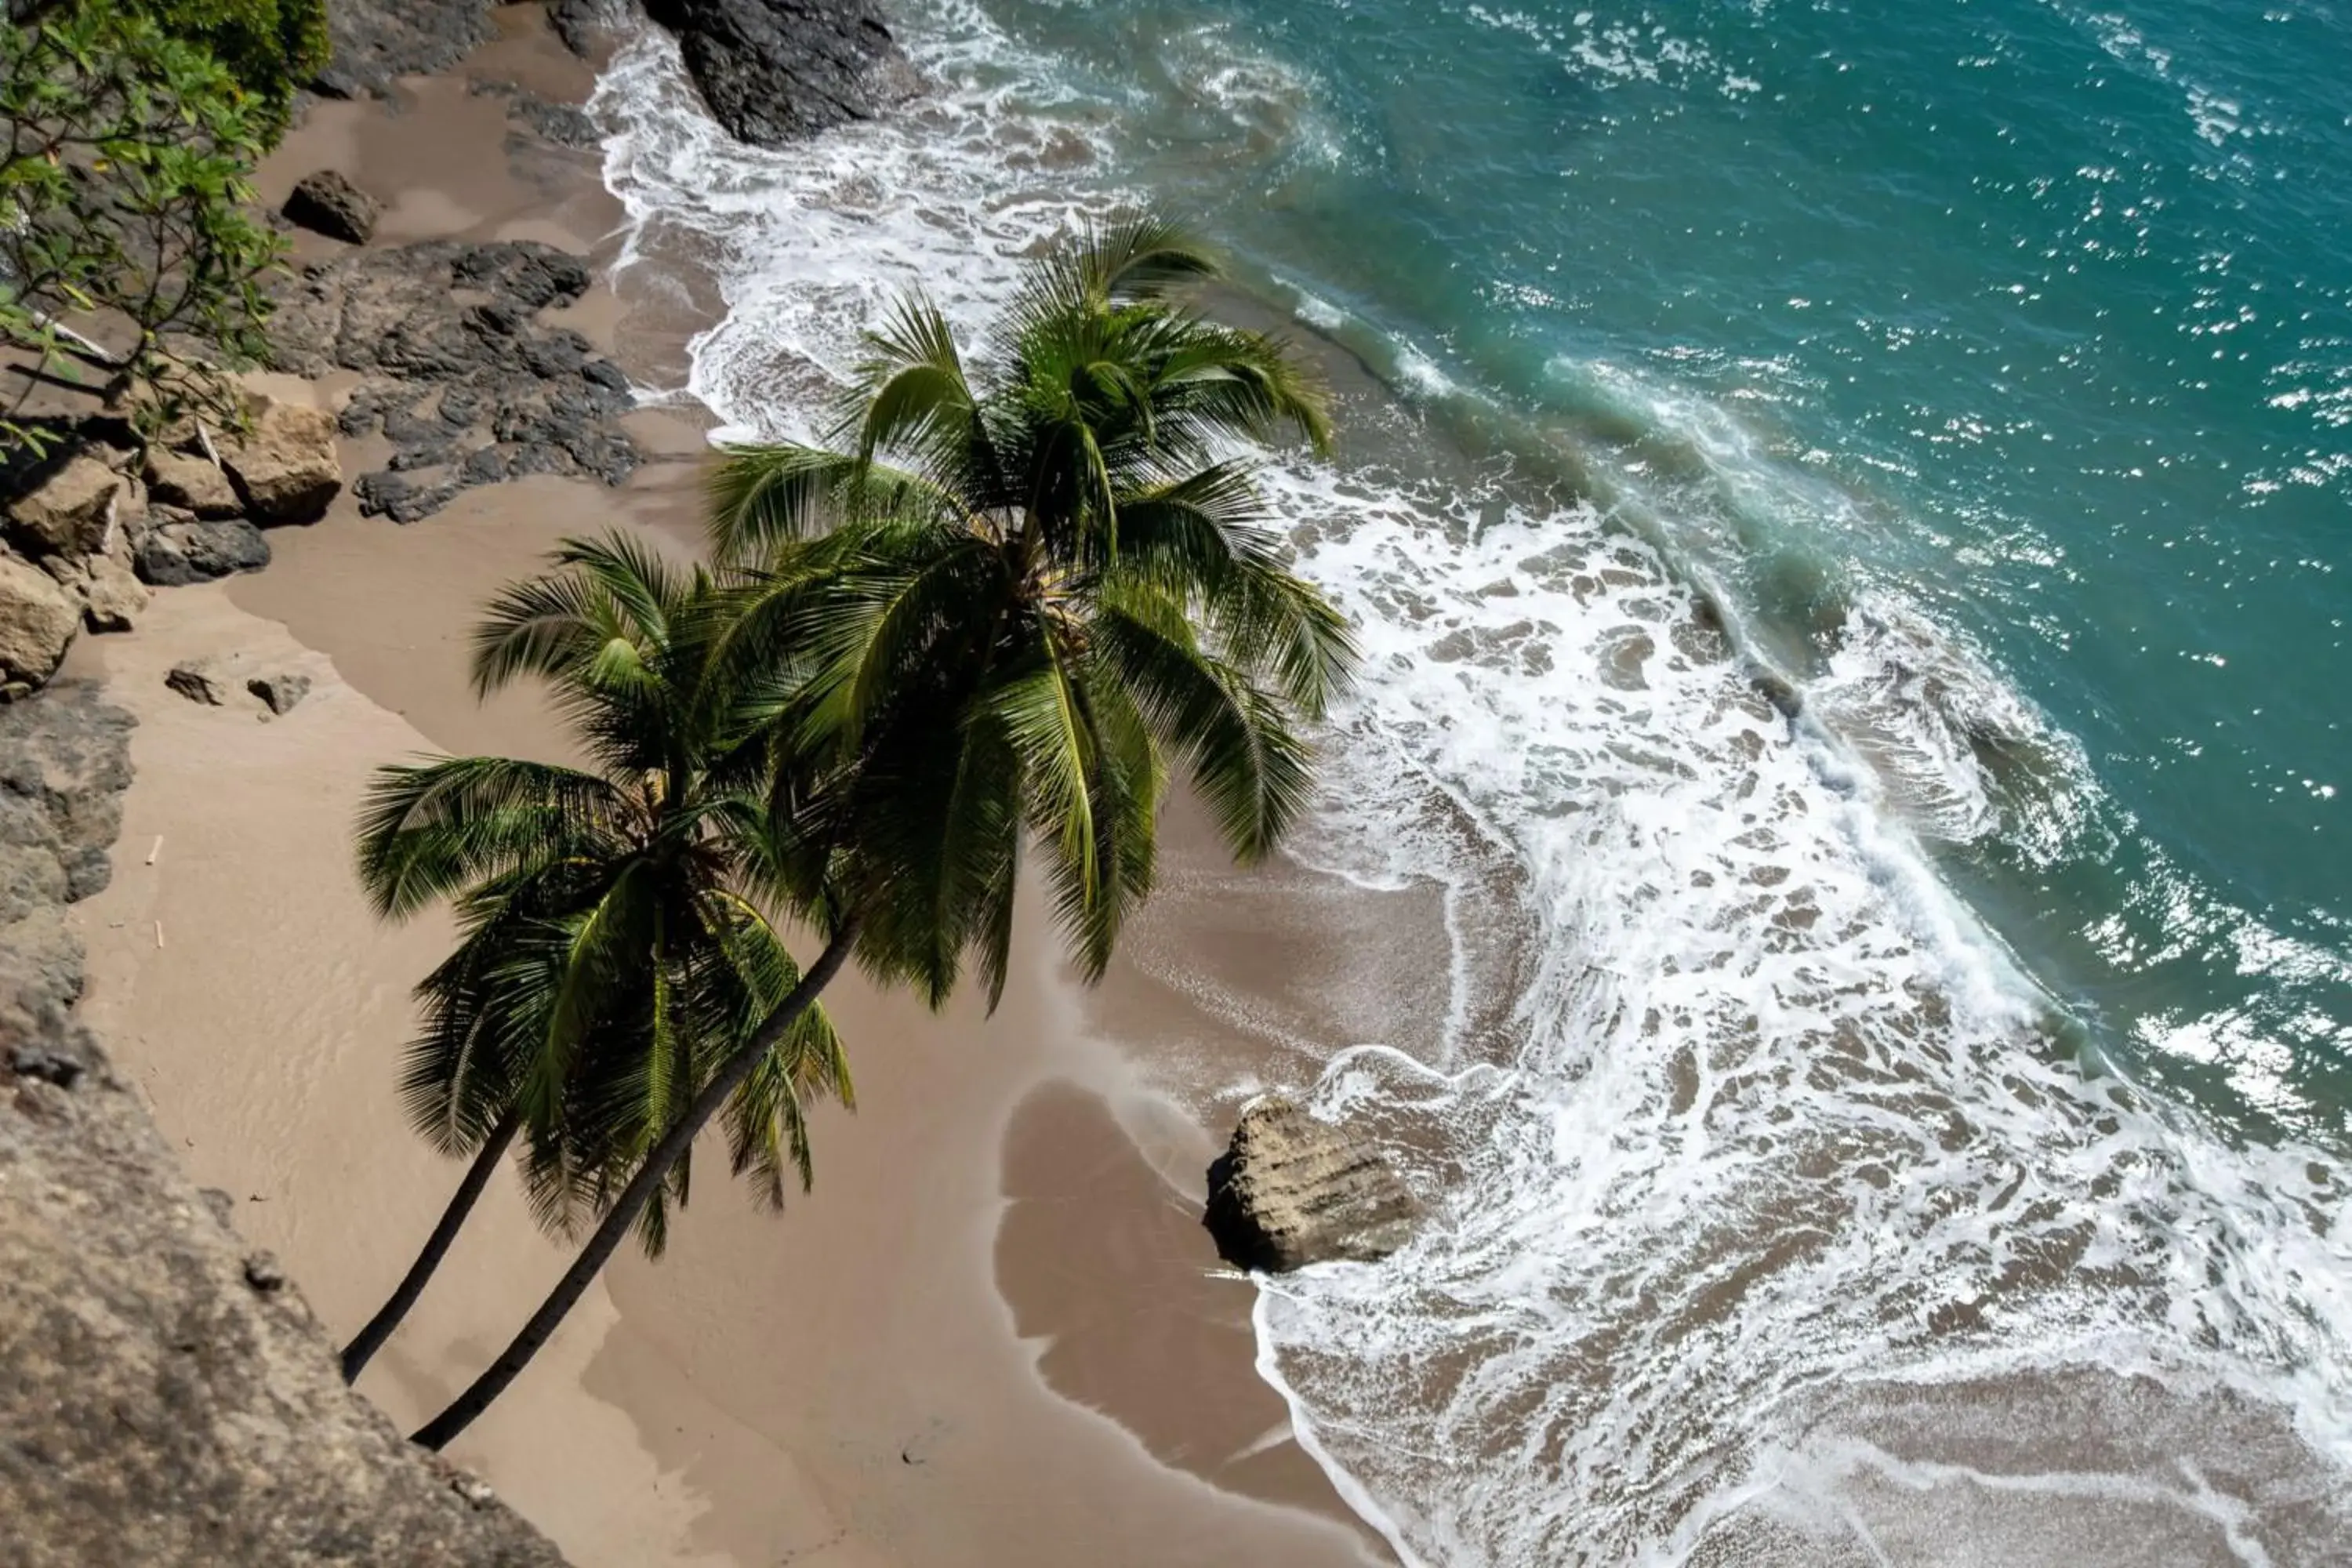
[588,9,2352,1563]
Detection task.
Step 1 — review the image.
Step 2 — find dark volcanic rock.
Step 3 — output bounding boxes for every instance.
[132,516,270,587]
[0,681,570,1566]
[312,0,498,99]
[283,170,382,245]
[1203,1094,1419,1273]
[269,239,637,524]
[645,0,914,147]
[471,78,603,148]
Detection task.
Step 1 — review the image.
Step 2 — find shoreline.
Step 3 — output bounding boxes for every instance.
[67,7,1392,1565]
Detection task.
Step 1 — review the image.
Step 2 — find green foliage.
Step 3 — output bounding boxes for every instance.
[135,0,332,135]
[711,216,1356,1007]
[1,2,285,456]
[356,535,853,1256]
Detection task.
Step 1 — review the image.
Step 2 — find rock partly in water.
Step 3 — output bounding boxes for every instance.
[1203,1094,1419,1273]
[131,512,271,587]
[5,454,121,559]
[0,553,81,694]
[218,397,343,524]
[141,448,241,520]
[282,169,382,245]
[0,681,572,1568]
[644,0,913,148]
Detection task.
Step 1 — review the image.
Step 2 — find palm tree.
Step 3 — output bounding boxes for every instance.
[336,533,852,1386]
[408,217,1356,1450]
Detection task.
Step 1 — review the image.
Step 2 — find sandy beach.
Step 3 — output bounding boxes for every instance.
[66,9,1391,1566]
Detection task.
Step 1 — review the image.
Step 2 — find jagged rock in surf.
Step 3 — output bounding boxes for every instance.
[1203,1094,1418,1272]
[644,0,916,148]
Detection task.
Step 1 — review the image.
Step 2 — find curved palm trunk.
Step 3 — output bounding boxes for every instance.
[341,1106,523,1384]
[411,920,862,1451]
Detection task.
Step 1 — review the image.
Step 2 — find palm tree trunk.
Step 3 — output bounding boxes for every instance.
[409,920,862,1451]
[341,1106,523,1384]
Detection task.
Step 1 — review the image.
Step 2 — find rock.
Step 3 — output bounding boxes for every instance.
[6,454,121,557]
[132,517,270,586]
[643,0,913,148]
[470,78,602,147]
[0,677,568,1565]
[141,448,242,519]
[265,239,637,522]
[1202,1094,1419,1272]
[0,553,81,691]
[242,1252,288,1292]
[281,169,380,245]
[218,397,342,524]
[165,659,239,707]
[548,0,623,57]
[6,1044,85,1089]
[311,0,498,99]
[245,672,312,716]
[77,549,149,634]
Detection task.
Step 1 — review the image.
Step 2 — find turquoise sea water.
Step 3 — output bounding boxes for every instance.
[991,0,2352,1142]
[597,0,2352,1559]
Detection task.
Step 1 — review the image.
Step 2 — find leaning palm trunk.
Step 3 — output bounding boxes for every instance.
[340,1106,523,1384]
[410,921,862,1451]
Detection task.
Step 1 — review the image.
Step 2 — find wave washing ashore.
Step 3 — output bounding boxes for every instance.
[586,0,2352,1563]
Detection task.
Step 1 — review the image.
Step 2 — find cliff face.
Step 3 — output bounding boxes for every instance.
[0,684,568,1567]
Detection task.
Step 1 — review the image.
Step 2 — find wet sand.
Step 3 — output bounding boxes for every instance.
[70,9,1388,1566]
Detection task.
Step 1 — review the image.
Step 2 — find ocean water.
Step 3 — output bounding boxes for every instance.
[590,1,2352,1562]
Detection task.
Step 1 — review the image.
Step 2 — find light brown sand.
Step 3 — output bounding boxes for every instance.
[69,9,1392,1566]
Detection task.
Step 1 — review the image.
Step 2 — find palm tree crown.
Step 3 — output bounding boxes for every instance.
[338,534,851,1381]
[710,216,1357,1007]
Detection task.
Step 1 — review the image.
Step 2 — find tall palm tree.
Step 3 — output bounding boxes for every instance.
[337,533,852,1385]
[408,217,1356,1450]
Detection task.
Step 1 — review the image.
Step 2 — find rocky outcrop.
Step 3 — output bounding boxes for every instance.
[643,0,914,147]
[313,0,500,99]
[284,169,383,245]
[268,240,639,524]
[1203,1095,1419,1272]
[0,682,568,1566]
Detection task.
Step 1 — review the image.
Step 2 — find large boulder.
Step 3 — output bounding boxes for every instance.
[0,552,81,692]
[141,448,241,520]
[644,0,913,148]
[282,169,381,245]
[1203,1094,1419,1273]
[219,397,342,524]
[5,454,121,558]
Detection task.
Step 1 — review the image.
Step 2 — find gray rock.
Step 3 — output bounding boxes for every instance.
[1203,1094,1419,1272]
[0,680,570,1565]
[470,78,602,148]
[245,672,312,716]
[267,239,637,523]
[644,0,913,148]
[132,517,270,586]
[283,170,381,245]
[0,552,81,691]
[548,0,626,57]
[310,0,498,99]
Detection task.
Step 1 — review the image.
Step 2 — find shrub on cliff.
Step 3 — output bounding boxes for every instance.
[0,2,285,456]
[138,0,332,136]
